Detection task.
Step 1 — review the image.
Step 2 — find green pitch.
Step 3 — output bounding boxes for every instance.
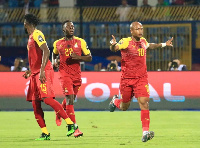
[0,111,200,148]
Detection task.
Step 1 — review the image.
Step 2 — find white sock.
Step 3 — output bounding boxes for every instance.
[143,131,149,136]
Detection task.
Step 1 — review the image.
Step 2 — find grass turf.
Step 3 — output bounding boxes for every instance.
[0,111,199,148]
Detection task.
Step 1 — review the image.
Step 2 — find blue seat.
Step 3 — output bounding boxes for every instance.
[2,25,12,36]
[74,24,80,36]
[15,24,24,36]
[95,24,106,35]
[160,27,170,34]
[19,37,28,46]
[119,24,129,35]
[148,28,158,34]
[108,24,118,35]
[5,37,16,46]
[41,24,51,36]
[55,24,63,36]
[176,36,184,48]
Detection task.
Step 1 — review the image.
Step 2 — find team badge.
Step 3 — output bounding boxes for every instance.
[74,43,78,48]
[38,35,44,42]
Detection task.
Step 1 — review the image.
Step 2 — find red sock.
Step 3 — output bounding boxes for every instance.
[114,99,122,109]
[44,97,69,119]
[66,105,76,123]
[141,110,150,131]
[32,101,46,128]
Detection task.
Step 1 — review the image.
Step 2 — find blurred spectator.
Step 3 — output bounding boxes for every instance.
[116,0,131,21]
[171,0,184,5]
[141,0,151,7]
[107,60,121,71]
[168,57,187,71]
[47,0,59,22]
[8,0,18,8]
[156,0,169,6]
[0,0,5,8]
[0,56,1,62]
[11,57,28,72]
[141,0,153,20]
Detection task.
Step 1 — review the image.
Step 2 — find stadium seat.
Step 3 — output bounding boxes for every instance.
[95,24,106,35]
[74,24,80,36]
[119,23,129,36]
[2,25,12,36]
[19,37,28,46]
[160,27,170,34]
[148,28,158,35]
[15,24,24,36]
[177,27,187,35]
[176,36,184,48]
[41,24,51,36]
[5,37,16,46]
[55,24,63,36]
[108,24,118,35]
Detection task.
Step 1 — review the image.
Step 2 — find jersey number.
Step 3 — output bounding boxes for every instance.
[137,48,145,56]
[65,48,73,56]
[40,84,47,94]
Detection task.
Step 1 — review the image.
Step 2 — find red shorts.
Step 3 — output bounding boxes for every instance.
[26,69,55,101]
[59,76,82,96]
[120,75,150,103]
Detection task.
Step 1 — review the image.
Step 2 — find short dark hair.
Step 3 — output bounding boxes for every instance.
[62,20,72,27]
[24,14,40,27]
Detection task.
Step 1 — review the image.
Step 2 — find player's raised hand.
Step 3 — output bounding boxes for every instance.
[39,70,46,84]
[110,35,117,45]
[166,37,173,47]
[22,70,31,79]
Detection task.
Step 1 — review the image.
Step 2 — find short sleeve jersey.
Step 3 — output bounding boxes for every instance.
[27,29,52,74]
[53,36,91,78]
[117,37,149,78]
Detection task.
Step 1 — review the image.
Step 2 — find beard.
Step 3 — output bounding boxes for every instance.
[24,28,28,34]
[66,34,73,38]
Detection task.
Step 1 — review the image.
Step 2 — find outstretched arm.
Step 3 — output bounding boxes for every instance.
[148,37,173,49]
[110,35,119,52]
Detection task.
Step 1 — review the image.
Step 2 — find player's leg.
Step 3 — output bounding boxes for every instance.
[109,78,133,112]
[55,98,66,126]
[37,70,75,137]
[137,97,154,142]
[32,100,50,140]
[135,76,154,142]
[43,97,75,136]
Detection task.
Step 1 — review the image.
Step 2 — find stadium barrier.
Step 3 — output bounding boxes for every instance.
[0,72,200,111]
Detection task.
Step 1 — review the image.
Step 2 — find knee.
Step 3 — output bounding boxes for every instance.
[66,96,74,105]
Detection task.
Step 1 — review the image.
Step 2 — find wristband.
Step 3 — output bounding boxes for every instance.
[161,43,166,48]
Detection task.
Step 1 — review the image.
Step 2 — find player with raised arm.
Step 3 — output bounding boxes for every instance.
[52,20,92,138]
[22,14,75,140]
[109,22,173,142]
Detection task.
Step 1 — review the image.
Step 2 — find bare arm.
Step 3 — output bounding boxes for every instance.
[70,53,92,62]
[52,52,59,67]
[39,43,50,83]
[110,35,119,52]
[148,37,173,49]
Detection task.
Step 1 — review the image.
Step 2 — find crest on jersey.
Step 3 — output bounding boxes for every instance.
[74,43,78,48]
[38,35,44,42]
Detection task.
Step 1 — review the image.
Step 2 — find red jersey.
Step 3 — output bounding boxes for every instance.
[27,29,52,74]
[117,37,149,78]
[53,36,91,78]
